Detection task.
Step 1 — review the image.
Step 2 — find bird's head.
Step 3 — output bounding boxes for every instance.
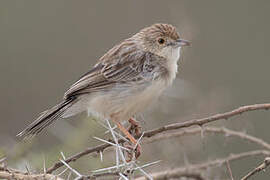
[133,23,190,60]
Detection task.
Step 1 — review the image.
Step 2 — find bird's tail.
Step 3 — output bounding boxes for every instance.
[17,98,76,139]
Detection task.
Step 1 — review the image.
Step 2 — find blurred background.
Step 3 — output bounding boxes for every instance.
[1,0,270,179]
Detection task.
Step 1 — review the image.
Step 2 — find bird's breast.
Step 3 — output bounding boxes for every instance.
[165,47,181,84]
[86,80,167,121]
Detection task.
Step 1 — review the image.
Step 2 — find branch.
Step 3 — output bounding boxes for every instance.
[138,172,205,180]
[135,150,270,180]
[144,126,270,151]
[143,103,270,138]
[241,157,270,180]
[0,167,63,180]
[47,144,111,173]
[47,103,270,173]
[226,160,234,180]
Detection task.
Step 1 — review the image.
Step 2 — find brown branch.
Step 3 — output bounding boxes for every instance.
[84,172,120,180]
[241,157,270,180]
[138,172,205,180]
[135,150,270,180]
[143,103,270,138]
[47,103,270,173]
[47,144,112,173]
[0,167,63,180]
[144,126,270,151]
[226,160,234,180]
[84,126,270,179]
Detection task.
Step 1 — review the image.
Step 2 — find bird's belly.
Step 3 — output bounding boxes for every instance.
[87,80,167,121]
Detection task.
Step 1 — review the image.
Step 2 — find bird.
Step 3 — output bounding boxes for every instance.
[17,23,190,158]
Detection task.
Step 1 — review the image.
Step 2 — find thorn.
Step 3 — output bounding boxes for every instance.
[119,172,129,180]
[99,151,103,162]
[133,160,161,170]
[25,164,30,175]
[43,154,46,174]
[116,147,119,169]
[67,171,72,180]
[93,136,130,151]
[0,157,6,164]
[57,167,68,177]
[183,152,190,167]
[104,125,117,134]
[134,163,153,180]
[60,159,82,178]
[133,132,144,151]
[106,119,127,164]
[60,151,66,160]
[91,162,128,173]
[199,125,205,139]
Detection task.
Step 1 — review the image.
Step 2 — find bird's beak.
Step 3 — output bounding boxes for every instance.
[176,39,191,47]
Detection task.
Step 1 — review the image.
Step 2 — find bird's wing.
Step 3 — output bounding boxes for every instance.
[64,51,164,99]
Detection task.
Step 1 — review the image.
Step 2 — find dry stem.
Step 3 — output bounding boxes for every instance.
[0,167,63,180]
[144,126,270,151]
[47,103,270,173]
[135,150,270,180]
[241,157,270,180]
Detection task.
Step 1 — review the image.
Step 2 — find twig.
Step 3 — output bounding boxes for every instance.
[47,103,270,173]
[241,157,270,180]
[143,172,205,180]
[87,171,120,179]
[143,103,270,138]
[144,127,270,151]
[0,168,64,180]
[84,126,270,161]
[135,150,270,180]
[47,143,111,173]
[226,160,234,180]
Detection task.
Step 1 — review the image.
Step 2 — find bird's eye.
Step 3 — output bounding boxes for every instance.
[158,38,165,45]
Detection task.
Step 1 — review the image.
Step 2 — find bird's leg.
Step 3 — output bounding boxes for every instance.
[111,118,141,160]
[128,118,141,137]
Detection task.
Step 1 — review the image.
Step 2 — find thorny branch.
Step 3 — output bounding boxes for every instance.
[138,172,205,180]
[241,157,270,180]
[47,103,270,173]
[135,150,270,180]
[144,126,270,151]
[142,103,270,138]
[226,160,234,180]
[1,103,269,179]
[0,166,63,180]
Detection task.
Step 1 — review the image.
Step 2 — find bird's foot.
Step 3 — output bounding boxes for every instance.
[128,118,142,137]
[124,143,141,162]
[111,116,142,161]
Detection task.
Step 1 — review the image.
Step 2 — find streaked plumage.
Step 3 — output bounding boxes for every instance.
[18,23,190,138]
